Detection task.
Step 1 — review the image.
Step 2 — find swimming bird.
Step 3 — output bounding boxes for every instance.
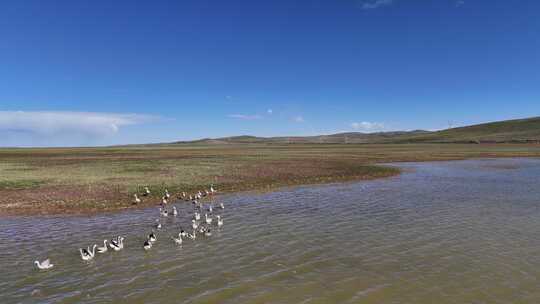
[217,215,223,227]
[192,219,199,230]
[172,206,178,216]
[204,228,212,237]
[143,240,152,250]
[148,232,157,243]
[207,204,213,213]
[205,213,213,225]
[219,202,224,209]
[154,221,162,230]
[187,230,196,240]
[159,207,168,217]
[172,233,183,245]
[109,236,124,251]
[180,229,187,238]
[198,225,206,234]
[143,186,151,196]
[210,185,217,195]
[133,194,141,204]
[97,240,108,253]
[194,212,201,221]
[34,259,53,270]
[80,245,97,261]
[164,189,171,199]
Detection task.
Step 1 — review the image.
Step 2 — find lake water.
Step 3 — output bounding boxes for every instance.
[2,158,540,303]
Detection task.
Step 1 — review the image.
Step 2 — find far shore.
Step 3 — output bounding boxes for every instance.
[1,143,540,216]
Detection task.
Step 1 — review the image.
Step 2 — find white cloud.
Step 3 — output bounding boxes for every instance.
[0,111,157,136]
[293,116,305,123]
[361,0,393,10]
[456,0,465,7]
[227,114,263,120]
[350,121,385,132]
[267,109,273,115]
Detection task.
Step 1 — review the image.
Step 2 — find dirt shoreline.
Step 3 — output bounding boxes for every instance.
[0,166,400,217]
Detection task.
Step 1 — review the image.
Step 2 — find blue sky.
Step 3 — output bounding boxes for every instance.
[1,0,539,146]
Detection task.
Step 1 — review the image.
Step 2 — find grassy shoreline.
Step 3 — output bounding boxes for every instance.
[1,143,540,216]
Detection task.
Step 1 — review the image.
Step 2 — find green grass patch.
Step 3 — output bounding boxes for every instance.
[0,179,45,190]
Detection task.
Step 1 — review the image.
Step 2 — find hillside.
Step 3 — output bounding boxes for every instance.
[395,117,540,143]
[173,117,540,145]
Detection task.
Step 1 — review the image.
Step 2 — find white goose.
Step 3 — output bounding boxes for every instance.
[180,229,187,238]
[97,240,108,253]
[148,232,157,243]
[187,230,197,240]
[207,204,213,213]
[205,213,213,225]
[172,206,178,216]
[219,202,224,209]
[194,212,201,221]
[164,189,171,199]
[133,194,141,204]
[192,219,199,230]
[217,215,223,227]
[172,233,183,245]
[109,236,124,251]
[80,245,97,261]
[34,259,54,270]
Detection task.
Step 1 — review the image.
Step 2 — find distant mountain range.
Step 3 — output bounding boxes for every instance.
[174,116,540,144]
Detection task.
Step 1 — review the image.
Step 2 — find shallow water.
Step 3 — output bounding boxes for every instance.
[2,158,540,303]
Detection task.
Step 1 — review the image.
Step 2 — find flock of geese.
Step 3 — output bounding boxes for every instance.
[34,186,222,270]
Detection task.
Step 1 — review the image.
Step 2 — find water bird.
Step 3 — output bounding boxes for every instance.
[198,225,206,234]
[34,259,53,270]
[97,240,108,253]
[164,189,170,199]
[109,236,124,251]
[154,221,162,230]
[192,219,199,230]
[194,212,201,221]
[219,202,224,209]
[143,186,151,196]
[159,208,168,217]
[80,245,97,261]
[210,185,217,194]
[148,232,157,243]
[207,204,213,213]
[172,206,178,216]
[217,215,223,227]
[204,228,212,237]
[180,229,187,238]
[205,213,213,225]
[143,240,152,250]
[172,233,183,245]
[187,231,196,240]
[161,197,168,205]
[133,194,141,204]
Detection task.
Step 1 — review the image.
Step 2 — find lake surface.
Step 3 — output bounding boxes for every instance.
[2,158,540,303]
